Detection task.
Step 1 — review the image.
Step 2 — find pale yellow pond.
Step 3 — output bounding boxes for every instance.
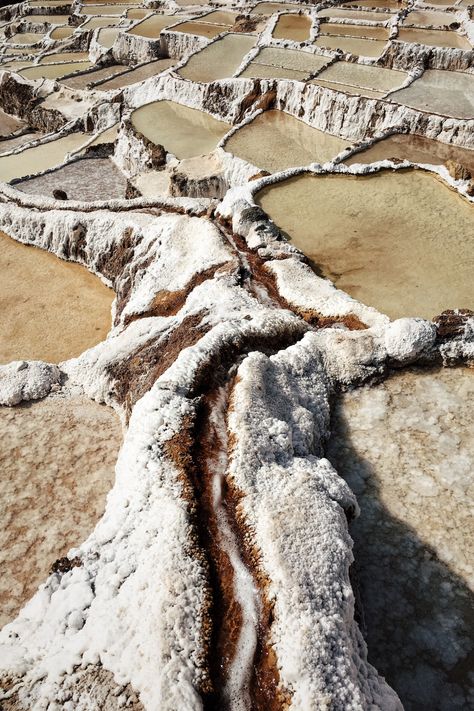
[257,170,474,319]
[131,100,229,159]
[0,132,89,182]
[273,14,312,42]
[225,110,349,171]
[0,231,113,363]
[179,33,255,82]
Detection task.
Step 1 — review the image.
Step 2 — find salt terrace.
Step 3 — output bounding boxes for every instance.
[0,0,472,709]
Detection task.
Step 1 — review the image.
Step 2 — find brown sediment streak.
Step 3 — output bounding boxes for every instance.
[225,228,368,331]
[107,311,211,418]
[122,263,233,325]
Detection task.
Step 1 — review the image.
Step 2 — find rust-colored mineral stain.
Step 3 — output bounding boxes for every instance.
[0,231,113,364]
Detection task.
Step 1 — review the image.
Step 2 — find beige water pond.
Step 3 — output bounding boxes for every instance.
[26,14,71,24]
[0,108,24,137]
[97,58,175,89]
[225,110,349,171]
[319,22,389,39]
[20,61,93,80]
[39,51,90,63]
[328,367,474,710]
[82,5,132,15]
[178,33,255,82]
[80,17,121,30]
[273,13,312,41]
[0,395,121,628]
[0,131,89,182]
[201,10,238,25]
[128,14,180,38]
[239,62,307,80]
[6,33,45,45]
[172,20,229,39]
[126,8,150,19]
[0,231,113,363]
[403,9,455,27]
[397,27,471,49]
[317,8,395,20]
[390,69,474,119]
[131,100,229,159]
[256,170,474,319]
[315,35,387,57]
[343,0,405,7]
[314,60,407,93]
[253,46,331,72]
[252,2,300,14]
[50,26,75,39]
[62,63,128,89]
[311,78,385,98]
[346,133,474,171]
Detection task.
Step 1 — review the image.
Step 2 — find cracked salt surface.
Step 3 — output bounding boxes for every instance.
[328,367,474,710]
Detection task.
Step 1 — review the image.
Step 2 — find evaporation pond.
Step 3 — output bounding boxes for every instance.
[391,69,474,119]
[178,33,255,82]
[256,170,474,319]
[0,231,113,363]
[273,14,312,41]
[0,395,121,627]
[225,110,348,172]
[131,100,229,159]
[128,14,180,38]
[0,131,89,181]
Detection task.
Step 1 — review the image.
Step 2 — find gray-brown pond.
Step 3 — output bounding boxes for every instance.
[390,70,474,119]
[178,33,255,82]
[0,231,113,363]
[131,100,229,159]
[0,395,121,626]
[0,131,90,182]
[256,169,474,319]
[328,367,474,710]
[346,133,474,172]
[273,13,312,42]
[225,110,349,171]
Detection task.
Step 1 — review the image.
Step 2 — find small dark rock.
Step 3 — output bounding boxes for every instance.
[53,188,68,200]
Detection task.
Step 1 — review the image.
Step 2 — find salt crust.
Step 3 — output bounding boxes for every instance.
[0,360,61,406]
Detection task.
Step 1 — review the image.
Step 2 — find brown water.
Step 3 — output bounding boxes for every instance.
[346,133,474,171]
[62,64,128,88]
[178,33,255,82]
[397,27,471,49]
[6,33,45,45]
[20,62,93,80]
[403,9,454,27]
[0,108,24,137]
[343,0,405,7]
[252,2,300,14]
[252,46,330,72]
[0,131,89,182]
[26,14,71,24]
[131,100,229,159]
[39,51,90,64]
[82,5,132,15]
[97,58,175,89]
[128,14,180,38]
[273,13,312,41]
[50,26,75,39]
[257,169,474,319]
[239,62,308,81]
[200,10,238,25]
[317,8,395,19]
[0,230,113,363]
[315,35,387,57]
[172,20,230,39]
[126,8,150,19]
[311,79,385,98]
[390,69,474,119]
[80,17,121,30]
[318,22,389,39]
[225,110,349,171]
[0,396,121,627]
[314,60,407,92]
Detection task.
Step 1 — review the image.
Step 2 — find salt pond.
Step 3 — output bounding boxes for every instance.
[0,131,89,182]
[397,27,471,49]
[273,13,312,41]
[225,110,349,171]
[390,70,474,119]
[178,33,255,82]
[0,230,113,363]
[256,169,474,319]
[328,367,474,710]
[131,100,229,159]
